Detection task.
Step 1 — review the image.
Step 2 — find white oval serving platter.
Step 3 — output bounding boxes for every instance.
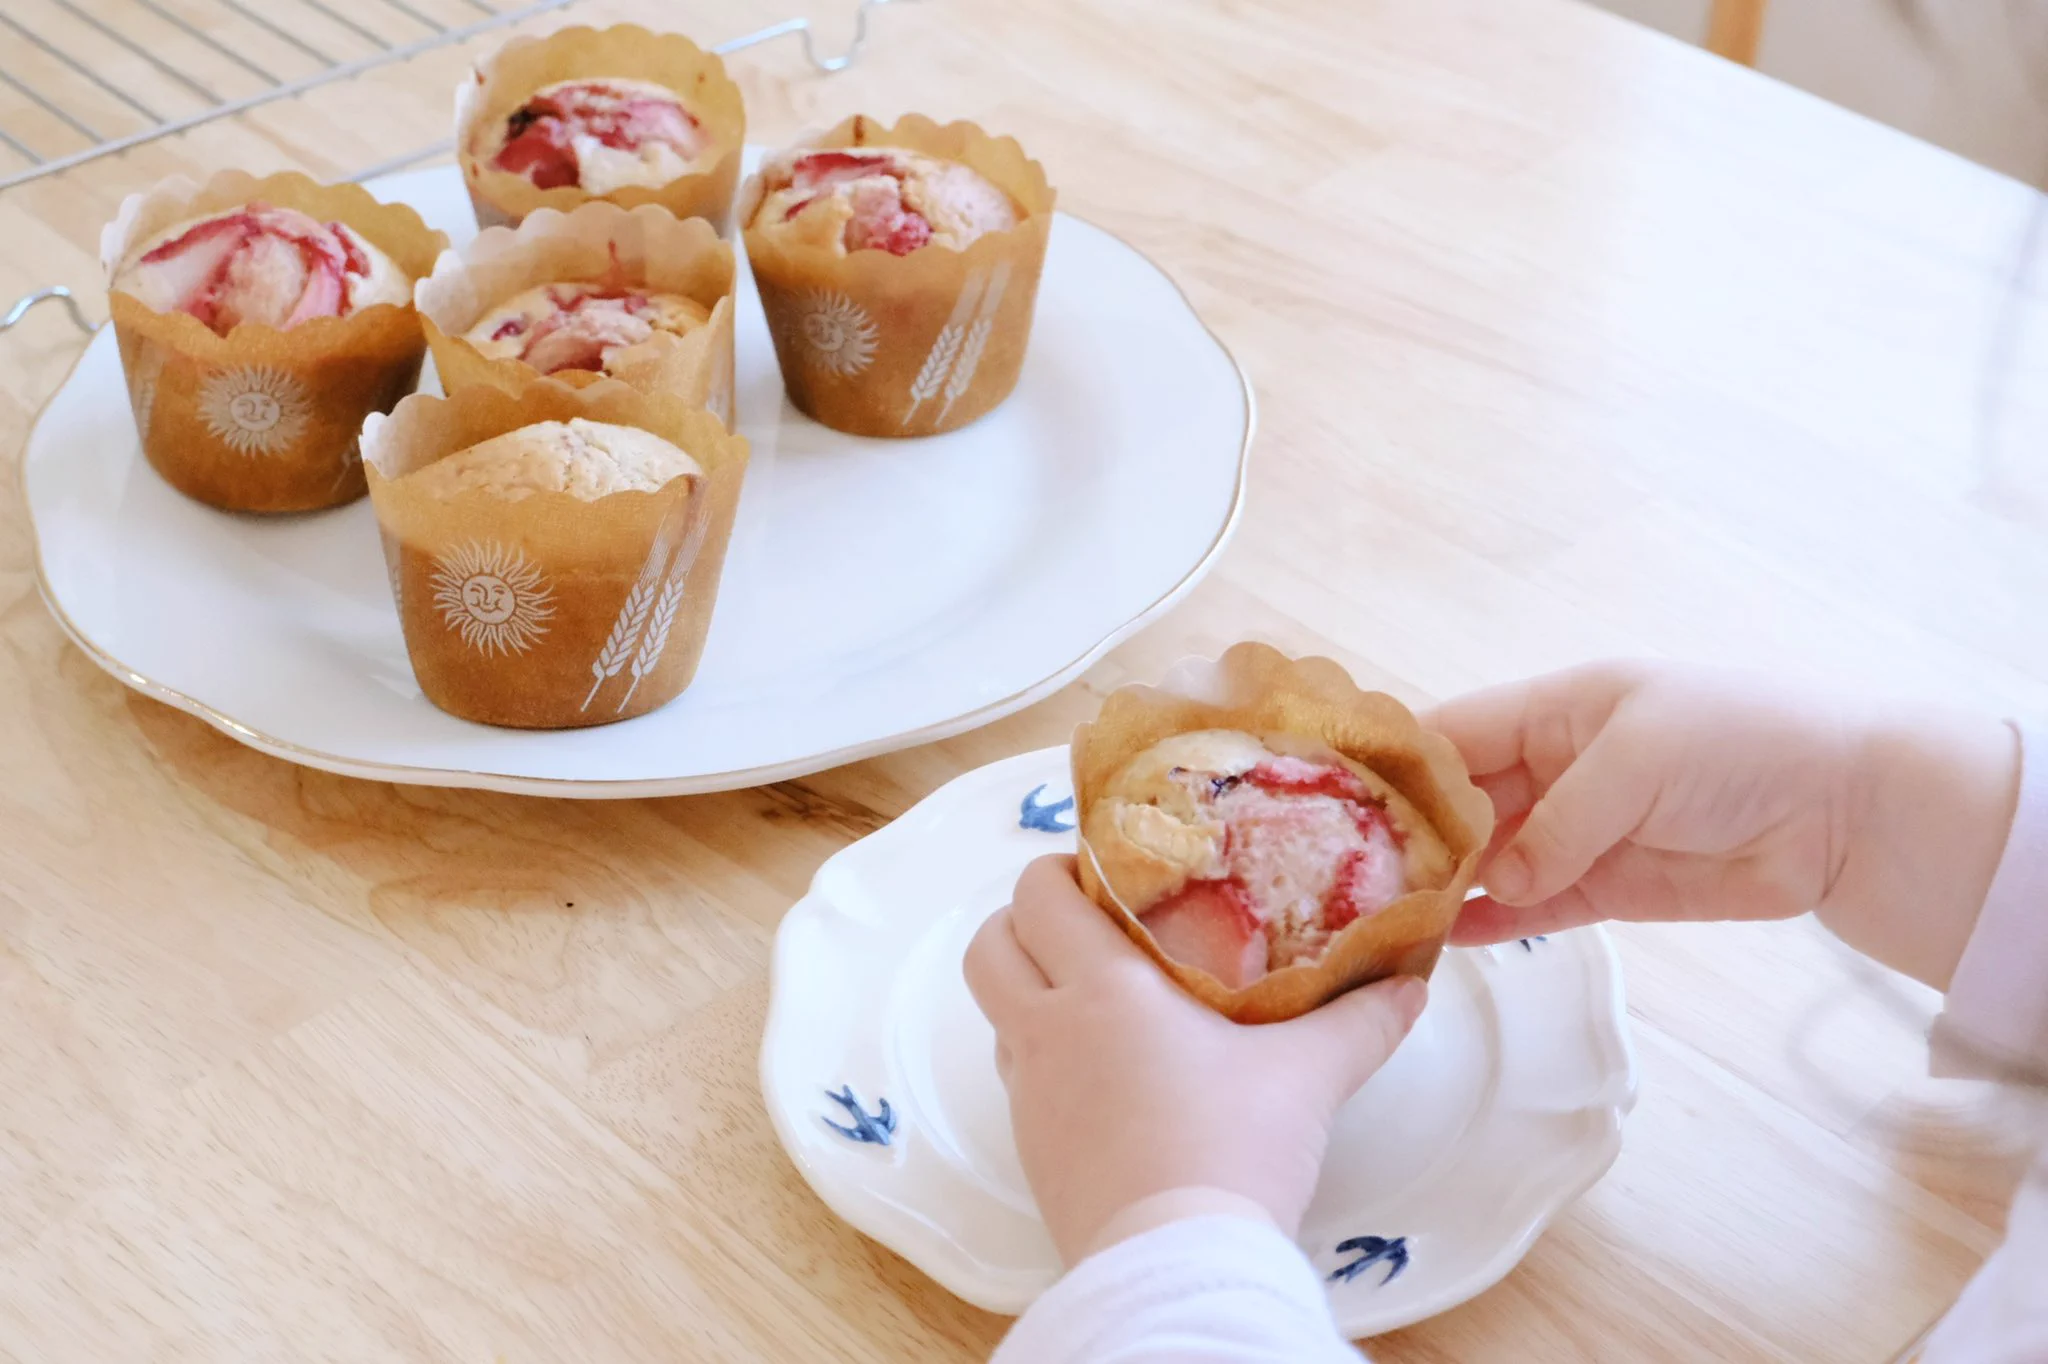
[761,746,1638,1336]
[20,162,1249,796]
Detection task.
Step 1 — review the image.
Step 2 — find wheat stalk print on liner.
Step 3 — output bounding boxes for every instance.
[937,259,1010,423]
[743,114,1054,438]
[362,378,748,730]
[623,497,714,709]
[581,493,713,713]
[903,270,983,425]
[583,515,676,708]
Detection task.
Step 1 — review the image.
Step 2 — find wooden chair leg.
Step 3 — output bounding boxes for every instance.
[1706,0,1768,65]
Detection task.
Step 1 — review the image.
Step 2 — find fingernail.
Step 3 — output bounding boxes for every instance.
[1387,975,1428,1027]
[1487,847,1531,902]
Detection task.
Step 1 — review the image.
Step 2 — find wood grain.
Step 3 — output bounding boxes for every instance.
[4,0,2047,1360]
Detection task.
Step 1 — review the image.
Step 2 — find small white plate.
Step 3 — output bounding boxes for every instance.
[762,747,1638,1335]
[20,163,1249,796]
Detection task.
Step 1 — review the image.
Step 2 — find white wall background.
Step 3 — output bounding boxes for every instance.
[1597,0,2048,184]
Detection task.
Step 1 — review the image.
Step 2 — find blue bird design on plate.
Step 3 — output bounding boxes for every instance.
[1019,784,1076,833]
[1518,935,1549,952]
[1329,1235,1410,1286]
[822,1085,897,1146]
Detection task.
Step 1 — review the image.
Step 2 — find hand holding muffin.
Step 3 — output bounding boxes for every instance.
[965,855,1430,1265]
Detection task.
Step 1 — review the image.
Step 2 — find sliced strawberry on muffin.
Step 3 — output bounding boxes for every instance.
[488,78,706,196]
[462,282,710,377]
[113,202,408,335]
[750,145,1019,256]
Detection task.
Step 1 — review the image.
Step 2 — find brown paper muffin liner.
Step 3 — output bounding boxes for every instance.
[101,170,446,513]
[740,115,1055,438]
[416,201,737,428]
[457,25,744,233]
[1072,642,1495,1025]
[361,378,749,729]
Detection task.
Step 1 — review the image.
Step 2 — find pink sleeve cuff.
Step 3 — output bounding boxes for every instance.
[1933,721,2048,1084]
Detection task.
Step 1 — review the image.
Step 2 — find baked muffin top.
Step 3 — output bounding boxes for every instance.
[750,146,1018,256]
[1085,729,1451,986]
[461,283,711,375]
[400,418,702,501]
[482,78,706,195]
[113,202,409,335]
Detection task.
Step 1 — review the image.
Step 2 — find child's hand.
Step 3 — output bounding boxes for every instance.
[964,856,1427,1265]
[1429,662,2019,988]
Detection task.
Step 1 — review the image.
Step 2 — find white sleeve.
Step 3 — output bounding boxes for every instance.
[991,1215,1368,1364]
[1922,721,2048,1361]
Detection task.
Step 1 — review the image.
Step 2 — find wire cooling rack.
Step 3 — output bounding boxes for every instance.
[0,0,900,338]
[0,0,898,191]
[0,0,578,190]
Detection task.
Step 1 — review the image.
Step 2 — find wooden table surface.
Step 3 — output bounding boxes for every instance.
[5,0,2048,1359]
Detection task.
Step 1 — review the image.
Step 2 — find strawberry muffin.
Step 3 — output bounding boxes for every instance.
[481,79,707,195]
[461,282,710,377]
[112,201,411,335]
[748,146,1019,256]
[362,382,750,729]
[102,170,442,513]
[741,115,1054,437]
[1083,729,1455,989]
[456,27,745,231]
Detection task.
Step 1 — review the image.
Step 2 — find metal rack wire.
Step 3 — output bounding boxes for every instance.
[0,0,582,190]
[0,0,901,339]
[0,0,900,192]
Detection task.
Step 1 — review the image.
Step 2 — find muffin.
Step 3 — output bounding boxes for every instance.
[415,202,736,425]
[741,115,1054,438]
[362,379,748,729]
[1086,730,1455,990]
[1072,643,1493,1024]
[101,170,444,513]
[457,26,744,231]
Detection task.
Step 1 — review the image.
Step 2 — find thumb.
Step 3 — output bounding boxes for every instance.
[1488,723,1658,906]
[1276,975,1429,1103]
